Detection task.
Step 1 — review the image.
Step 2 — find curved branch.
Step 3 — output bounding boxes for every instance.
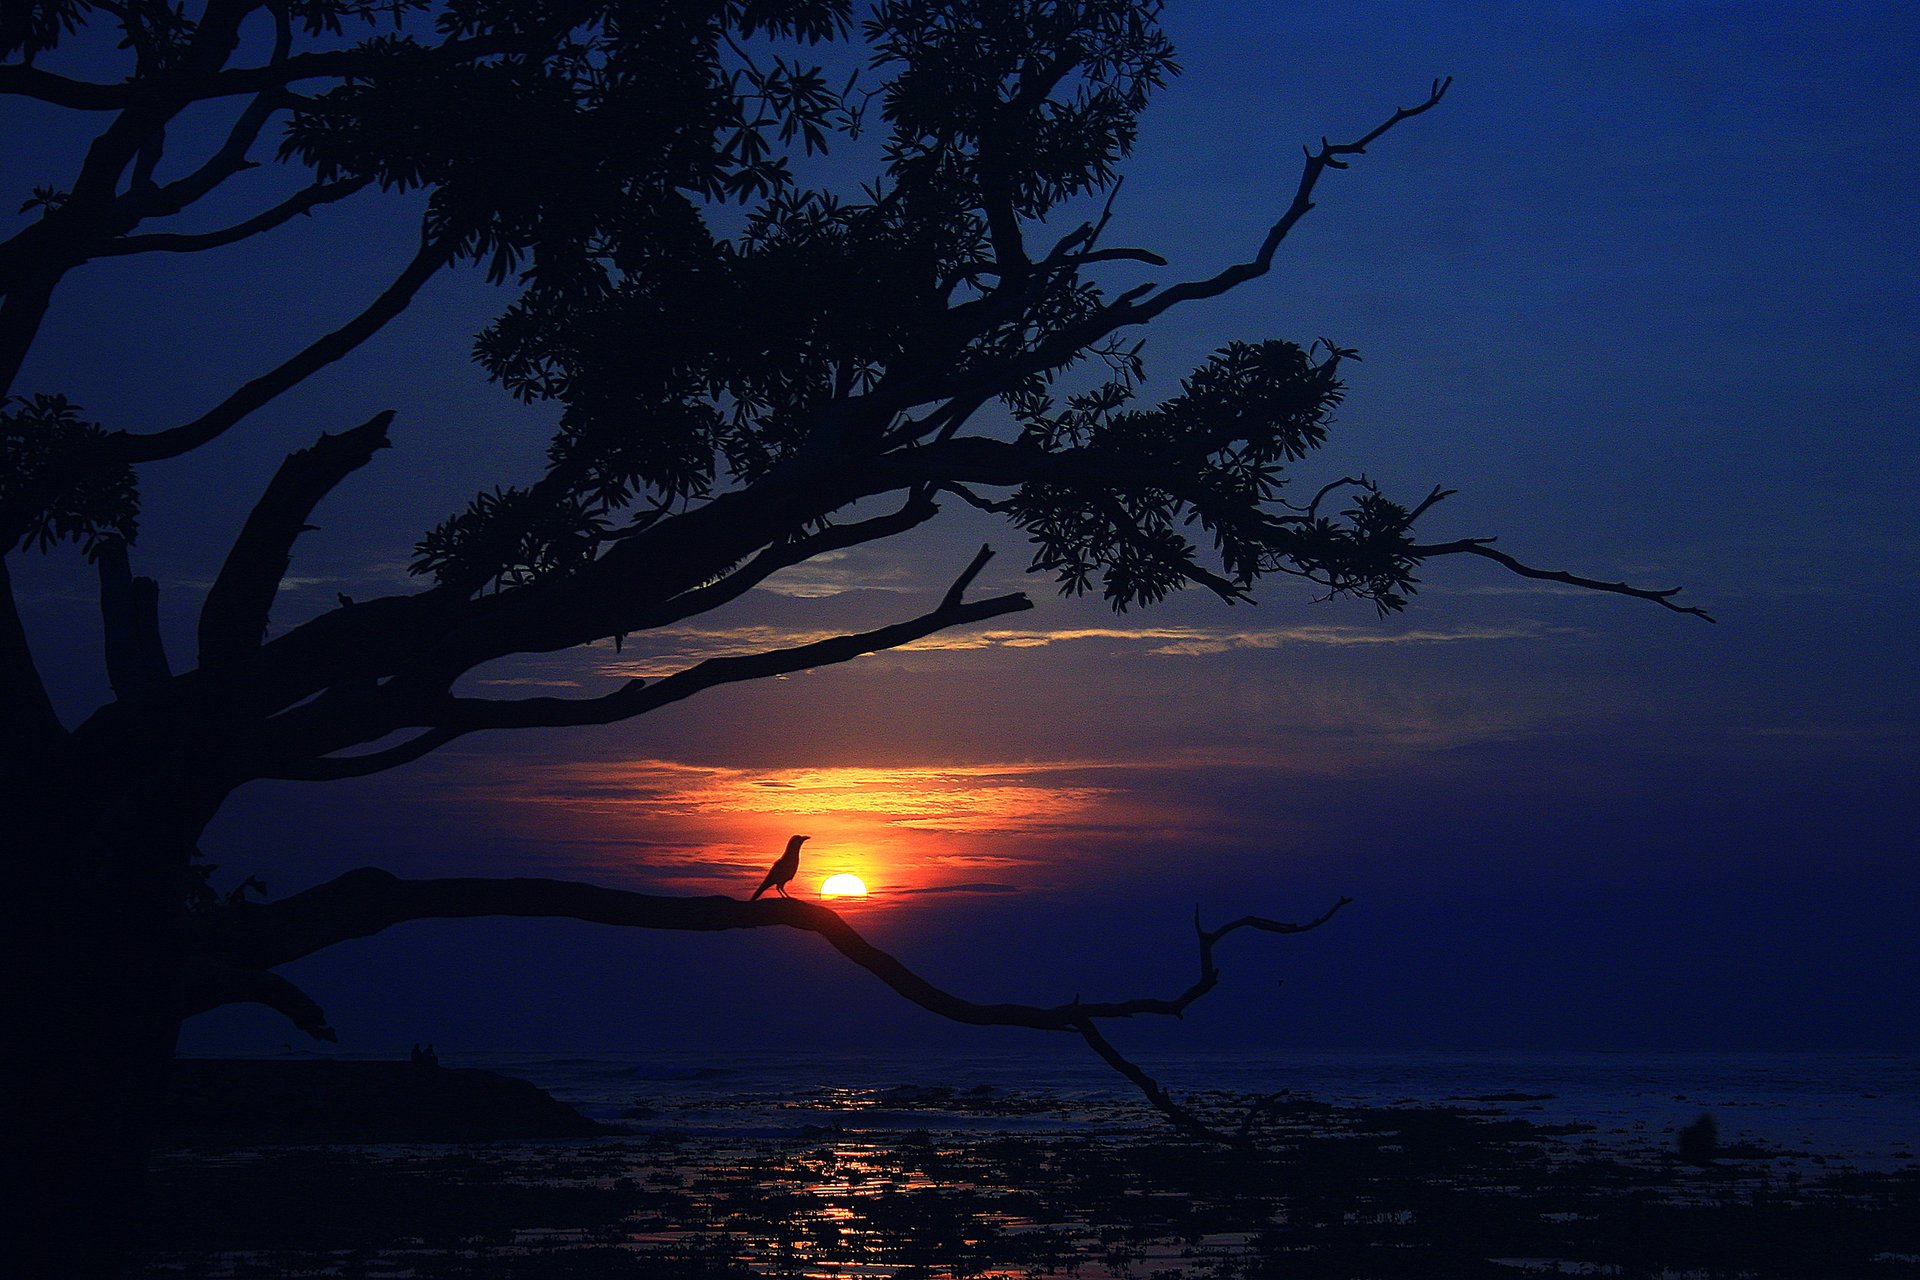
[112,6,296,229]
[122,237,451,464]
[0,36,521,111]
[881,80,1454,423]
[255,545,1032,772]
[205,867,1347,1133]
[173,958,337,1042]
[623,487,941,640]
[257,728,461,782]
[1121,78,1453,324]
[1411,539,1714,621]
[94,176,370,257]
[0,238,450,549]
[199,411,394,673]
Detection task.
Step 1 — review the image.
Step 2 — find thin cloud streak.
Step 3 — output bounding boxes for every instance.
[590,619,1562,679]
[438,755,1281,899]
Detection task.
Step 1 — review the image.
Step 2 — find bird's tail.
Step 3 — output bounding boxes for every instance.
[750,884,767,901]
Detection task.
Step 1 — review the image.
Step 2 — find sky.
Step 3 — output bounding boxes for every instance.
[8,1,1918,1060]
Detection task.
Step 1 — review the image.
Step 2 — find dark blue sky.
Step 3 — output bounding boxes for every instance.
[8,2,1916,1058]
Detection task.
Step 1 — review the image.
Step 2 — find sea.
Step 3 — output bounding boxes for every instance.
[144,1049,1920,1276]
[431,1047,1919,1168]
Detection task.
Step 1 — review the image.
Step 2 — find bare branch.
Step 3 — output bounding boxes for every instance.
[251,542,1027,777]
[885,80,1454,418]
[1072,1015,1224,1140]
[258,728,462,782]
[1061,246,1168,268]
[94,177,370,258]
[94,538,171,699]
[935,481,1015,514]
[199,411,394,673]
[939,542,995,609]
[202,868,1346,1133]
[1119,78,1453,325]
[625,488,941,640]
[1411,539,1715,621]
[122,239,451,464]
[429,552,1029,734]
[0,237,448,549]
[117,8,295,226]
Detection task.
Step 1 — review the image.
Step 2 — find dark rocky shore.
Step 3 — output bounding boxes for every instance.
[159,1058,615,1146]
[137,1075,1920,1279]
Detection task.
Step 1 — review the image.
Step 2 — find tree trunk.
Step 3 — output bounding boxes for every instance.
[6,791,187,1280]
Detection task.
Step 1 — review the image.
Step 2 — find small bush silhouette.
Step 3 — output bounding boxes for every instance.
[1677,1111,1719,1164]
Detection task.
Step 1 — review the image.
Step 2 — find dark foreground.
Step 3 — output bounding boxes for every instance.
[138,1070,1920,1279]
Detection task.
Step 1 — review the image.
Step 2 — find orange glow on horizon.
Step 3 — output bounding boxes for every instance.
[464,755,1280,902]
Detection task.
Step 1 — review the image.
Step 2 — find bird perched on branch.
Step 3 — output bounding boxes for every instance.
[750,835,809,900]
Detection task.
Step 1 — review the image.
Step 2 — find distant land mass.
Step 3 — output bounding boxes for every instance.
[159,1060,614,1146]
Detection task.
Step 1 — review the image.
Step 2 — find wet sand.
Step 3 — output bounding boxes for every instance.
[137,1083,1920,1278]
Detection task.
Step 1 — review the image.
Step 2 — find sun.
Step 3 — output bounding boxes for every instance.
[819,873,868,899]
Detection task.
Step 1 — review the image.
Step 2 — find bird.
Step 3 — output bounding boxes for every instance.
[750,835,809,900]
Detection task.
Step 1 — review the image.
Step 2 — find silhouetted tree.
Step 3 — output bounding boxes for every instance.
[1,2,1708,1273]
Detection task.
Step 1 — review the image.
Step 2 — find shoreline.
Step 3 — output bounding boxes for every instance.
[138,1065,1920,1278]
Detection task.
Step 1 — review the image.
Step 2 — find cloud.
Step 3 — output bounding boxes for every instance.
[585,619,1561,678]
[752,551,920,599]
[887,882,1020,896]
[434,755,1226,897]
[474,677,585,689]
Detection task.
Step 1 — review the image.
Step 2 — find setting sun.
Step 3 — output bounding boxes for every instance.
[820,873,868,899]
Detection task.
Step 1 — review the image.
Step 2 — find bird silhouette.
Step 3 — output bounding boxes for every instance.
[751,834,809,900]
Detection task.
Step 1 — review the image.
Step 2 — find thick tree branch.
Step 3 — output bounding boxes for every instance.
[0,34,522,112]
[439,577,1029,733]
[241,496,944,778]
[0,65,131,109]
[172,958,336,1042]
[201,867,1346,1133]
[255,545,1031,772]
[622,487,942,642]
[94,539,171,699]
[199,411,393,673]
[0,556,64,744]
[111,6,295,231]
[1411,539,1715,621]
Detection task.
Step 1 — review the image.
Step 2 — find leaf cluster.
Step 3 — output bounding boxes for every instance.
[1011,340,1363,609]
[1,394,137,554]
[869,0,1176,220]
[412,2,1187,592]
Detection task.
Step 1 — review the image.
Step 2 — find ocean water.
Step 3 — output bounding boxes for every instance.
[443,1047,1920,1167]
[147,1049,1920,1277]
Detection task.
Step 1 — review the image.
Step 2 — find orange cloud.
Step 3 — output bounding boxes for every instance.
[459,756,1201,902]
[559,619,1559,680]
